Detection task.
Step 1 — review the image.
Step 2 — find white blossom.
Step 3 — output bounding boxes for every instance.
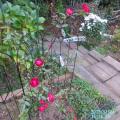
[79,27,83,31]
[84,13,107,23]
[80,13,107,31]
[81,23,85,27]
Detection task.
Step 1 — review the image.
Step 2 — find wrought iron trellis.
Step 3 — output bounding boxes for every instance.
[0,1,77,120]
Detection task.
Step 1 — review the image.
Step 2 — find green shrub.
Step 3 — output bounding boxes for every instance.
[67,78,115,119]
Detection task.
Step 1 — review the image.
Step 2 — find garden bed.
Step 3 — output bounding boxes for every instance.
[0,77,116,120]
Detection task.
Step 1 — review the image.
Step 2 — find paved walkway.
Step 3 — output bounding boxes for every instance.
[45,39,120,120]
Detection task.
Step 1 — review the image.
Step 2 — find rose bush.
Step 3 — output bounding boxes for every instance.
[19,57,58,119]
[55,2,108,49]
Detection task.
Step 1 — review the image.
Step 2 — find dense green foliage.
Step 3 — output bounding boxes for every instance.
[0,1,45,66]
[0,1,45,93]
[67,78,115,119]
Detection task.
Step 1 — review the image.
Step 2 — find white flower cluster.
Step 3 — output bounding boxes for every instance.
[80,13,107,31]
[84,13,107,23]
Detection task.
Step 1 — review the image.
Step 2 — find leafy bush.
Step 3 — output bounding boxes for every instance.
[0,1,45,93]
[0,1,45,67]
[80,13,108,49]
[56,0,65,13]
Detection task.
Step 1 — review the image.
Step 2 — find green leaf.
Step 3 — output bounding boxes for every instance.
[13,5,20,11]
[38,93,43,100]
[55,89,65,97]
[38,26,44,30]
[31,10,37,18]
[0,45,9,52]
[26,62,31,69]
[38,17,45,23]
[42,86,49,92]
[24,101,30,107]
[19,110,29,120]
[6,2,12,8]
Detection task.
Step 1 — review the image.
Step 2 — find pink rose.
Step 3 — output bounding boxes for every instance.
[66,8,74,16]
[34,58,44,67]
[47,93,55,103]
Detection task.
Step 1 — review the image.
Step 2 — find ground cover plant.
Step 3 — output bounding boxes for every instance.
[66,78,115,120]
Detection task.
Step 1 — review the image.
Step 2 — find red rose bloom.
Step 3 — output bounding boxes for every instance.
[66,8,74,16]
[29,77,40,88]
[38,103,48,112]
[34,58,44,67]
[82,3,90,13]
[38,106,46,112]
[44,103,48,109]
[39,99,45,104]
[47,93,55,103]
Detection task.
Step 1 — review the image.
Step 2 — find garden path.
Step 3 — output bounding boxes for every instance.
[44,38,120,120]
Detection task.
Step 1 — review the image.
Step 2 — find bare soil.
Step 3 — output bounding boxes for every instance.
[38,102,65,120]
[0,100,66,120]
[0,100,19,120]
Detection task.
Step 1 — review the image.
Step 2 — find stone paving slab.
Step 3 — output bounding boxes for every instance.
[96,62,118,77]
[78,45,88,54]
[105,74,120,97]
[83,54,98,65]
[69,65,120,104]
[87,64,111,82]
[103,56,120,71]
[89,50,104,61]
[75,55,91,67]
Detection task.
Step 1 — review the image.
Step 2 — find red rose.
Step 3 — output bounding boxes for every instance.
[38,106,46,112]
[82,3,90,13]
[29,77,40,88]
[34,58,44,67]
[66,8,74,16]
[38,103,48,112]
[47,93,55,103]
[39,99,45,104]
[44,103,48,109]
